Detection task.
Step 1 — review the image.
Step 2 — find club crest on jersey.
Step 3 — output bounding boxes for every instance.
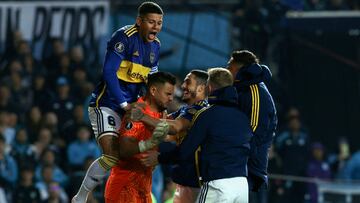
[187,108,197,115]
[114,42,124,53]
[150,52,155,63]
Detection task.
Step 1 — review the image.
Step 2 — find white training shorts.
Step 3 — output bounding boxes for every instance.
[88,107,122,140]
[197,177,248,203]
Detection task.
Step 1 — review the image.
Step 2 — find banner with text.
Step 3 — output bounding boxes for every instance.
[0,1,109,59]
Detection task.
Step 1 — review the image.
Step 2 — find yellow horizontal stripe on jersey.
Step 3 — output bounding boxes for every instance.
[116,60,151,83]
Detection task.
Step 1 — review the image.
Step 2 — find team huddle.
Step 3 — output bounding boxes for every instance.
[71,2,277,203]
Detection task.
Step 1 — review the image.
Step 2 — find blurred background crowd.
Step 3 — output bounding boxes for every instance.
[0,0,359,203]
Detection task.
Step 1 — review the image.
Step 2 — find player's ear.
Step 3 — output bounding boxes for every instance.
[149,86,157,96]
[136,16,142,27]
[197,84,205,94]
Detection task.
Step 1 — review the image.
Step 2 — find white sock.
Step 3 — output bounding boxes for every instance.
[72,158,107,203]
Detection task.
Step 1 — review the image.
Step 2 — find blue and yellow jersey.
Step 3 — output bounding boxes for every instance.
[169,100,209,144]
[159,99,209,188]
[89,25,161,113]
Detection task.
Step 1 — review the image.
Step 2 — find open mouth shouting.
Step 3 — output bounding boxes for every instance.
[148,31,157,41]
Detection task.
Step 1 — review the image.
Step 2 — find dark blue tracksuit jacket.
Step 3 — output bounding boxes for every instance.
[234,63,278,191]
[159,86,253,184]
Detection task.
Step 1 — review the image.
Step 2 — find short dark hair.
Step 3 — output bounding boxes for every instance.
[190,69,209,85]
[138,2,163,16]
[231,50,259,67]
[147,71,176,90]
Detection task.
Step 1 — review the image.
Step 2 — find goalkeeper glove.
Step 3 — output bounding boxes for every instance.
[138,121,169,152]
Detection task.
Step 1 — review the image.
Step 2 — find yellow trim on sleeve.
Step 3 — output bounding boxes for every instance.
[124,25,136,35]
[250,85,260,132]
[127,29,138,37]
[195,146,203,186]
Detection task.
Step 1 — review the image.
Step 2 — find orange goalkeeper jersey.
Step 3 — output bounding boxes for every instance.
[105,97,162,203]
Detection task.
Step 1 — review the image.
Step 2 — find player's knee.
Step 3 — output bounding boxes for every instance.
[98,154,118,171]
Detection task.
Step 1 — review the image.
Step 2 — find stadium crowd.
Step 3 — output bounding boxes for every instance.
[0,0,359,202]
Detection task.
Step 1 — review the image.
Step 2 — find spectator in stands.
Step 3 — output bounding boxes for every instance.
[35,148,68,188]
[61,104,89,144]
[13,165,41,203]
[31,127,57,160]
[328,136,351,178]
[43,182,67,203]
[67,125,100,171]
[42,112,60,139]
[26,106,43,142]
[275,108,309,203]
[9,71,32,115]
[56,53,72,81]
[0,134,18,191]
[338,149,360,180]
[44,38,65,74]
[35,165,68,202]
[0,111,16,145]
[0,85,17,113]
[10,128,37,165]
[32,73,54,111]
[50,77,75,129]
[306,142,331,203]
[71,67,90,103]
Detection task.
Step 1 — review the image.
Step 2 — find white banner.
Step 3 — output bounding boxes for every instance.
[0,1,109,52]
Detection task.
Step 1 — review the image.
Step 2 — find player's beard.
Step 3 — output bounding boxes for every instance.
[182,89,196,103]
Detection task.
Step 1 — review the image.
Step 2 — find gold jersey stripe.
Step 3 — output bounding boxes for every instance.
[124,25,136,35]
[190,105,212,126]
[96,84,107,107]
[250,84,259,132]
[127,29,138,37]
[195,146,203,186]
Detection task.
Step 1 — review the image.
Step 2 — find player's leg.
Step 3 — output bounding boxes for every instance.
[72,107,121,203]
[173,184,200,203]
[196,177,248,203]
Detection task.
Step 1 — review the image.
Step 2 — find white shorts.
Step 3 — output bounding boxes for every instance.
[88,107,122,140]
[197,177,248,203]
[173,184,200,203]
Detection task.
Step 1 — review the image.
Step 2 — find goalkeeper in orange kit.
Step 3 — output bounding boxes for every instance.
[104,72,176,203]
